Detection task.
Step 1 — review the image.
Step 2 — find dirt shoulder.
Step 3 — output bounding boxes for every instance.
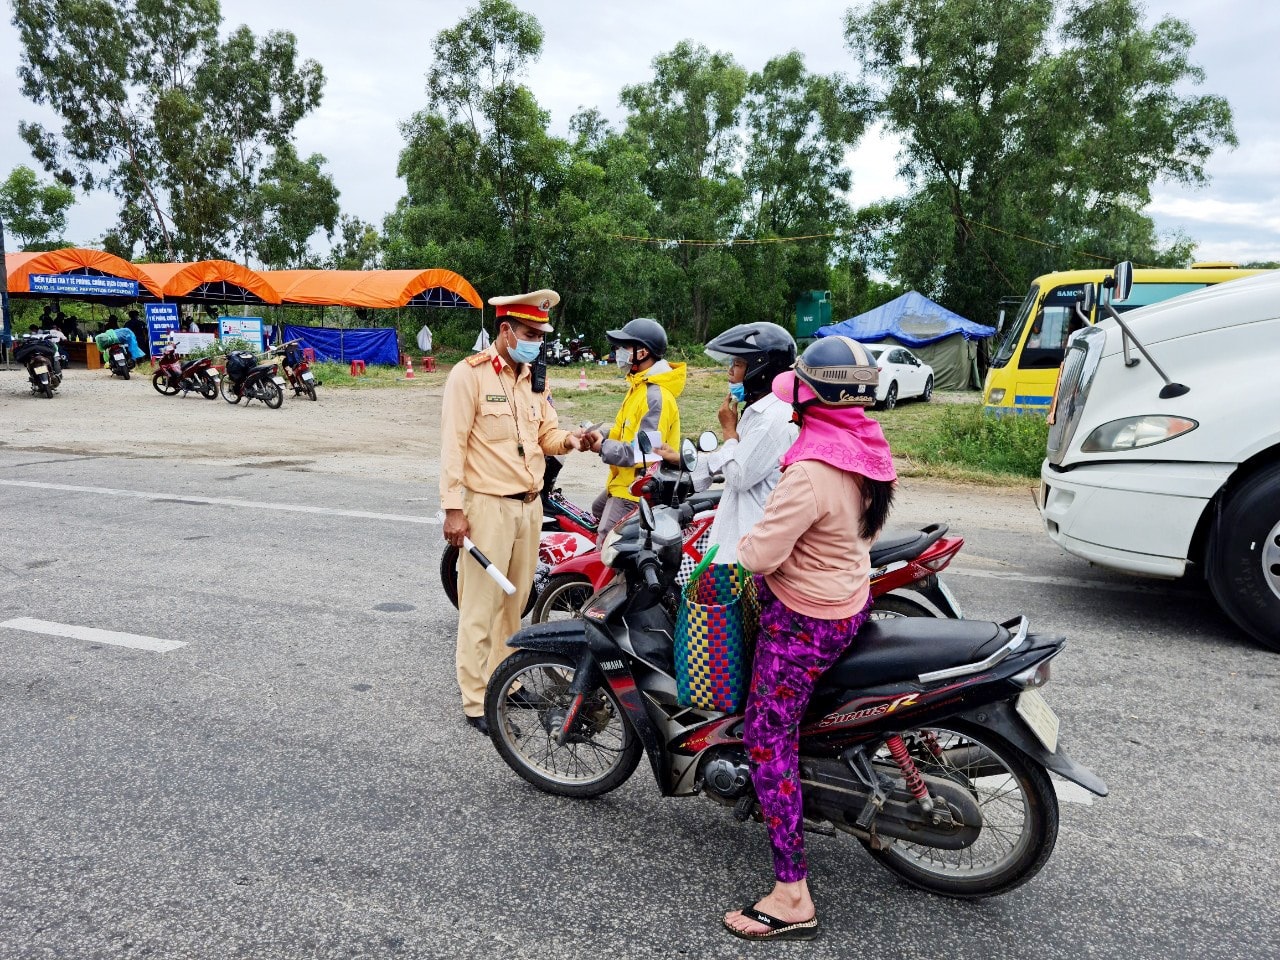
[0,364,1037,531]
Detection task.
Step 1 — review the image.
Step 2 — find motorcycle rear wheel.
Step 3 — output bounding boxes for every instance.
[40,382,54,399]
[261,380,284,409]
[868,595,936,619]
[861,720,1059,898]
[199,376,218,399]
[532,575,594,623]
[305,382,317,401]
[485,650,642,798]
[221,378,242,404]
[439,544,537,617]
[153,372,180,396]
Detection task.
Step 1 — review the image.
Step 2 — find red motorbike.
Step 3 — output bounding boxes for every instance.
[152,343,220,399]
[275,340,319,401]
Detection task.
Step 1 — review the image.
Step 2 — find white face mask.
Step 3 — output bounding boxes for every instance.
[615,347,632,370]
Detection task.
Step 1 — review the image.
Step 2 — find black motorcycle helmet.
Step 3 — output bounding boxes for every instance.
[787,335,880,407]
[704,321,797,402]
[605,317,667,360]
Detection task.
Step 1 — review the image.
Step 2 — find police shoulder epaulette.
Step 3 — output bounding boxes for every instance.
[465,352,490,367]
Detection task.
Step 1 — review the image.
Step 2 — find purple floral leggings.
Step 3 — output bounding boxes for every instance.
[743,577,873,882]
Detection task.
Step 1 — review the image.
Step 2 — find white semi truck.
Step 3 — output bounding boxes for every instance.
[1039,264,1280,650]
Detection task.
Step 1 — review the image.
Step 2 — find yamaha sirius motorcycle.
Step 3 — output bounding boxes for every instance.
[14,334,63,398]
[483,443,1107,898]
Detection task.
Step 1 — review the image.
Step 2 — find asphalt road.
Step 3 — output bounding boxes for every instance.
[1,450,1277,959]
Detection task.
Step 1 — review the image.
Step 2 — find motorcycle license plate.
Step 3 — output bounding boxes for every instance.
[272,376,286,386]
[301,371,314,381]
[33,364,48,375]
[1016,689,1060,754]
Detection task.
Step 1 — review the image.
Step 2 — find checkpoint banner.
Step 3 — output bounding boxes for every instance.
[220,317,265,352]
[29,273,140,298]
[145,303,181,358]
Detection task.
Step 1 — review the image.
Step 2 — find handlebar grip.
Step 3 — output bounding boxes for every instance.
[642,564,661,589]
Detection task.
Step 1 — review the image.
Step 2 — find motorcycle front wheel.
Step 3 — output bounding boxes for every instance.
[484,650,642,798]
[862,721,1059,899]
[220,378,242,404]
[532,575,594,623]
[153,372,180,396]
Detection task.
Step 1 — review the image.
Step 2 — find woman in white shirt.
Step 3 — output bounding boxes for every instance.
[697,322,798,563]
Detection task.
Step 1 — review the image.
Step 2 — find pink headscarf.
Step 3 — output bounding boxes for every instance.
[772,370,897,481]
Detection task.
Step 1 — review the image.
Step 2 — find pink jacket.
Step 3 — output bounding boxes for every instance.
[737,460,872,619]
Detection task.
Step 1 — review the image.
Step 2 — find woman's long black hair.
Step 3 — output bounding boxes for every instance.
[860,477,896,541]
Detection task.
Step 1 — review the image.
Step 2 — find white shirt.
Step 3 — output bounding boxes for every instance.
[698,392,797,564]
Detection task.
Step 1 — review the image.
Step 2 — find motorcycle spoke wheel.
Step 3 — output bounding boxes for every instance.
[153,373,179,396]
[263,381,284,409]
[484,651,641,798]
[862,722,1059,898]
[532,576,594,623]
[221,378,242,404]
[306,382,317,401]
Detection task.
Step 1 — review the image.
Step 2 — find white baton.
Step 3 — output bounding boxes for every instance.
[462,537,517,596]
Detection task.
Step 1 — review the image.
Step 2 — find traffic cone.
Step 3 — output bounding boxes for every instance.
[578,367,588,390]
[404,355,415,379]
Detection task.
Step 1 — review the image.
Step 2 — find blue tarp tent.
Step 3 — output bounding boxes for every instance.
[281,324,399,365]
[816,291,995,389]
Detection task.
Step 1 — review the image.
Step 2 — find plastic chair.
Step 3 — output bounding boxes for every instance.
[423,356,436,372]
[302,347,316,363]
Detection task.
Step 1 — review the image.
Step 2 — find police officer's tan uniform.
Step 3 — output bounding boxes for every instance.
[440,292,575,720]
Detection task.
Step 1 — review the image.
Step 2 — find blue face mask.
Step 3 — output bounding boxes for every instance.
[509,335,542,364]
[728,382,746,403]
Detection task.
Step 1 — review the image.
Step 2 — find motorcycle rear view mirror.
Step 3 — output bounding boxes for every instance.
[681,438,697,471]
[636,431,653,457]
[697,430,719,453]
[638,498,655,531]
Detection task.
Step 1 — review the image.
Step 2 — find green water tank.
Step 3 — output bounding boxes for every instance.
[794,290,832,338]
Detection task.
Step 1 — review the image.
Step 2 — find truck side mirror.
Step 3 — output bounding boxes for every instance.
[1112,262,1134,303]
[1080,284,1096,312]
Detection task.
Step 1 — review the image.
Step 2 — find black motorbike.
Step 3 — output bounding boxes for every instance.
[484,442,1106,899]
[220,349,286,408]
[546,332,597,365]
[14,334,63,398]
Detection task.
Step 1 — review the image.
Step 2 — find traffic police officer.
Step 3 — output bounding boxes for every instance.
[440,289,584,735]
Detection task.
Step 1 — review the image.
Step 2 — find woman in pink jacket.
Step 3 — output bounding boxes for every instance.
[723,336,897,942]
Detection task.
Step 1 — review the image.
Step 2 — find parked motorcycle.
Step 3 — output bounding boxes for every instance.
[220,350,286,408]
[13,334,63,398]
[152,342,220,399]
[530,438,964,624]
[483,442,1107,899]
[545,332,597,365]
[274,340,319,401]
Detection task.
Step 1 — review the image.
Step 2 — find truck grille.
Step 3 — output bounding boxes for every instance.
[1046,326,1105,465]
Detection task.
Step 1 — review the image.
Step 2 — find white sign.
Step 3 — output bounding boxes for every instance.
[220,317,264,351]
[169,333,216,355]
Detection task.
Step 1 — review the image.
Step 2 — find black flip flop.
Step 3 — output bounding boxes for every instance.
[723,905,820,942]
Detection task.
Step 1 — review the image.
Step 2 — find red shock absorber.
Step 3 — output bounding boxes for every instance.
[886,734,930,803]
[921,730,944,758]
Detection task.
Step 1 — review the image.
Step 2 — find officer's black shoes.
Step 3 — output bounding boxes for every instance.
[464,714,490,736]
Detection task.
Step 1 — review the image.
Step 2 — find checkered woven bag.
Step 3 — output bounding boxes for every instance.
[674,564,759,712]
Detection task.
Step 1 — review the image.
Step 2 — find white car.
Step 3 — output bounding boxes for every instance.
[864,343,935,410]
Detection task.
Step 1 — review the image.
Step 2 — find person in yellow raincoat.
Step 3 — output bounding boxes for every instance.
[585,318,686,543]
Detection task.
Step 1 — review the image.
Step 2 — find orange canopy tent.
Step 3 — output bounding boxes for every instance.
[262,269,481,309]
[134,260,281,305]
[5,248,164,299]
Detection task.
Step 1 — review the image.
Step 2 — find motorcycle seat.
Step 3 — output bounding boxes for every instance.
[819,617,1012,689]
[869,524,947,567]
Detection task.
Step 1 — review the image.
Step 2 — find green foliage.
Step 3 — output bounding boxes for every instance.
[845,0,1237,321]
[908,404,1050,478]
[11,0,330,263]
[0,165,75,248]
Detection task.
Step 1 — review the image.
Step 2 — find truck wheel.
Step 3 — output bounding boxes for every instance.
[1207,465,1280,651]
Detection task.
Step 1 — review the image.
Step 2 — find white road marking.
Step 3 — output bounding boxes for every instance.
[1,618,187,653]
[949,564,1179,597]
[1052,779,1096,806]
[0,478,441,524]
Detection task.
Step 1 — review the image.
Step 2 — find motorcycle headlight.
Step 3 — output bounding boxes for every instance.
[600,527,624,568]
[1080,415,1198,453]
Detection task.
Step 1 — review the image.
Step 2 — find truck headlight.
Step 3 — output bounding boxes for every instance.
[1080,415,1198,452]
[987,388,1006,404]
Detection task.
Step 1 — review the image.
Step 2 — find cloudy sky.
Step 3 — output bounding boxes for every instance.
[2,0,1277,263]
